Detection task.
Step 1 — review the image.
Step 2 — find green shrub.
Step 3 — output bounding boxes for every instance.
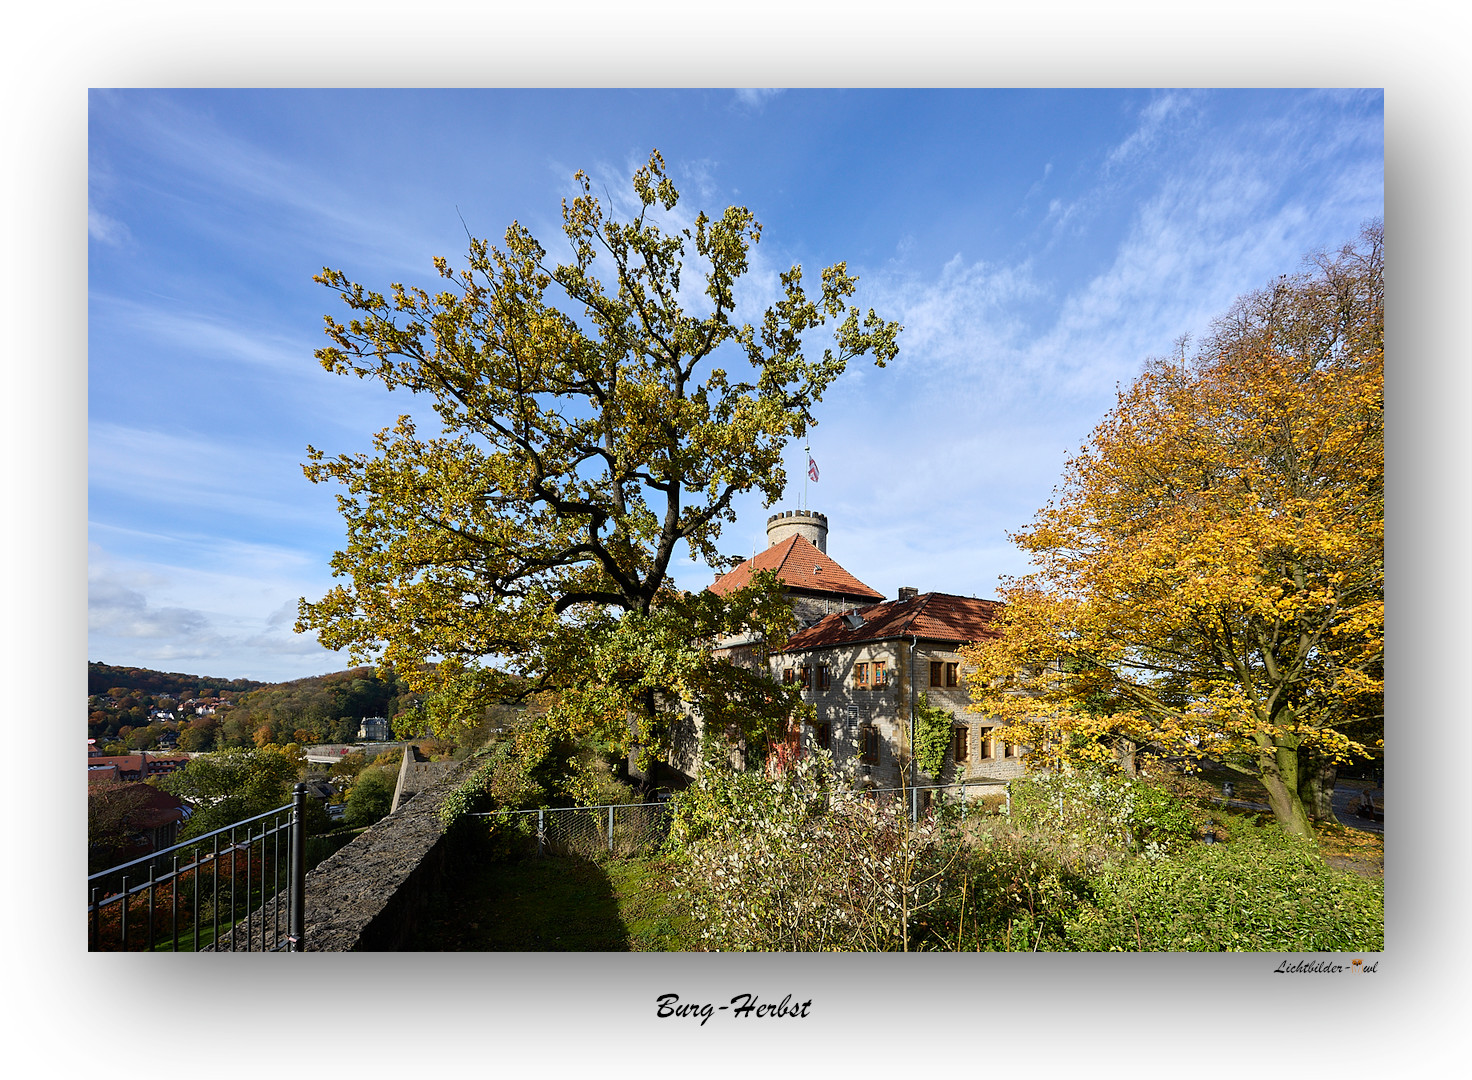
[343,766,396,827]
[1064,828,1384,952]
[437,725,638,833]
[439,757,499,829]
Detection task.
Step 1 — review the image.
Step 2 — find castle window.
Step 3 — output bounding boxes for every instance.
[813,721,831,751]
[930,661,943,687]
[818,665,831,690]
[860,724,880,764]
[783,668,795,685]
[946,662,959,688]
[978,732,993,760]
[855,662,869,689]
[952,726,969,765]
[799,664,811,690]
[872,661,887,687]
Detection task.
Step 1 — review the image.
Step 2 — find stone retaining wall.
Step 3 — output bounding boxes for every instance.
[301,757,475,951]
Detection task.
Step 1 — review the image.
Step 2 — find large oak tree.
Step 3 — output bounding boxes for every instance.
[961,225,1383,837]
[297,151,900,774]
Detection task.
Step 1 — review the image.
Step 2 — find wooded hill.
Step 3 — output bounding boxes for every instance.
[88,662,268,700]
[88,663,421,753]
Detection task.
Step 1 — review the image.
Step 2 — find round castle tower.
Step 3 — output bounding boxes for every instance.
[766,510,828,554]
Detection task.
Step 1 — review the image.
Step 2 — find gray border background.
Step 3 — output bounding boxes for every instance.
[18,4,1458,1073]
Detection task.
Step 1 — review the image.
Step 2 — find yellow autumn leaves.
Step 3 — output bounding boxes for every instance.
[961,225,1383,835]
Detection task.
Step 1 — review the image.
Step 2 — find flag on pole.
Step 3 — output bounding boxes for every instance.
[808,455,820,482]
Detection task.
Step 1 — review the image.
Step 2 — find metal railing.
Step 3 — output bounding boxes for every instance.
[88,783,309,952]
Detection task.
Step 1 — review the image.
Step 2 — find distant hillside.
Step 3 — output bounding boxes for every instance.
[88,662,270,700]
[88,662,423,753]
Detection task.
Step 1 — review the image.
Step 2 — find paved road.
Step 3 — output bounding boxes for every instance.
[1332,783,1383,835]
[1213,783,1382,835]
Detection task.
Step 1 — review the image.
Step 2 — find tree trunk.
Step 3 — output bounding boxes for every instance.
[1113,737,1138,776]
[1258,738,1315,839]
[1297,748,1338,823]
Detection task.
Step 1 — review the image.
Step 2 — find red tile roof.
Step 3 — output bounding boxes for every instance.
[87,785,191,829]
[709,535,884,601]
[779,592,1002,652]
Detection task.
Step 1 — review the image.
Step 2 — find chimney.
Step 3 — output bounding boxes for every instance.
[898,587,919,602]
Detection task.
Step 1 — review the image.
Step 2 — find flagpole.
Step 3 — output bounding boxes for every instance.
[803,439,809,511]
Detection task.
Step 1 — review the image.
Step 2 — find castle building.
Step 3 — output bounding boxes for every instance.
[774,590,1027,788]
[709,510,884,641]
[671,509,1025,787]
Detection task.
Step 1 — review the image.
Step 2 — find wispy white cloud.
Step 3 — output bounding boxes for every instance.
[88,208,132,246]
[733,89,784,111]
[766,93,1382,603]
[89,570,209,639]
[92,93,441,276]
[88,423,326,526]
[88,292,424,442]
[91,293,311,375]
[1105,90,1199,173]
[84,91,1381,681]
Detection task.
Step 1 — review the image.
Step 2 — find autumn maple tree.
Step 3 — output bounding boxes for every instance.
[961,225,1383,837]
[297,151,900,776]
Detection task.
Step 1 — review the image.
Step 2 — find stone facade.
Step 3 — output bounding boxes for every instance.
[776,636,1027,788]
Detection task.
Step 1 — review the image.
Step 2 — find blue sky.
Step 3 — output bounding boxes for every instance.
[87,89,1384,683]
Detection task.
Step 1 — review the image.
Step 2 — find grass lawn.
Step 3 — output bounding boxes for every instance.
[408,853,695,951]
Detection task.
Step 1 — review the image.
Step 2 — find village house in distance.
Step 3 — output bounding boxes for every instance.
[675,509,1027,788]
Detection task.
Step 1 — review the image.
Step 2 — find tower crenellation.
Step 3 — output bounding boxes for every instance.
[766,509,828,554]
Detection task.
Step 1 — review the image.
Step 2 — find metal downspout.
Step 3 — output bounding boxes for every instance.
[910,633,919,820]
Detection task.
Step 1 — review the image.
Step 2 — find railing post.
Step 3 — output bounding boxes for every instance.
[146,863,157,953]
[170,855,179,952]
[608,805,615,853]
[911,784,918,823]
[537,808,545,856]
[289,782,307,952]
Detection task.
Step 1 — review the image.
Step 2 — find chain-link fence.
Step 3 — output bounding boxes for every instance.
[472,779,1014,861]
[853,779,1013,822]
[476,800,672,859]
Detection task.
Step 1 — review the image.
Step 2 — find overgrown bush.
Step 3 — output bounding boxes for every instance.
[919,825,1095,951]
[1008,767,1197,859]
[1065,824,1384,951]
[667,752,955,951]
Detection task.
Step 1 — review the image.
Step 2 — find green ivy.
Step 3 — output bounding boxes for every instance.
[914,693,954,779]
